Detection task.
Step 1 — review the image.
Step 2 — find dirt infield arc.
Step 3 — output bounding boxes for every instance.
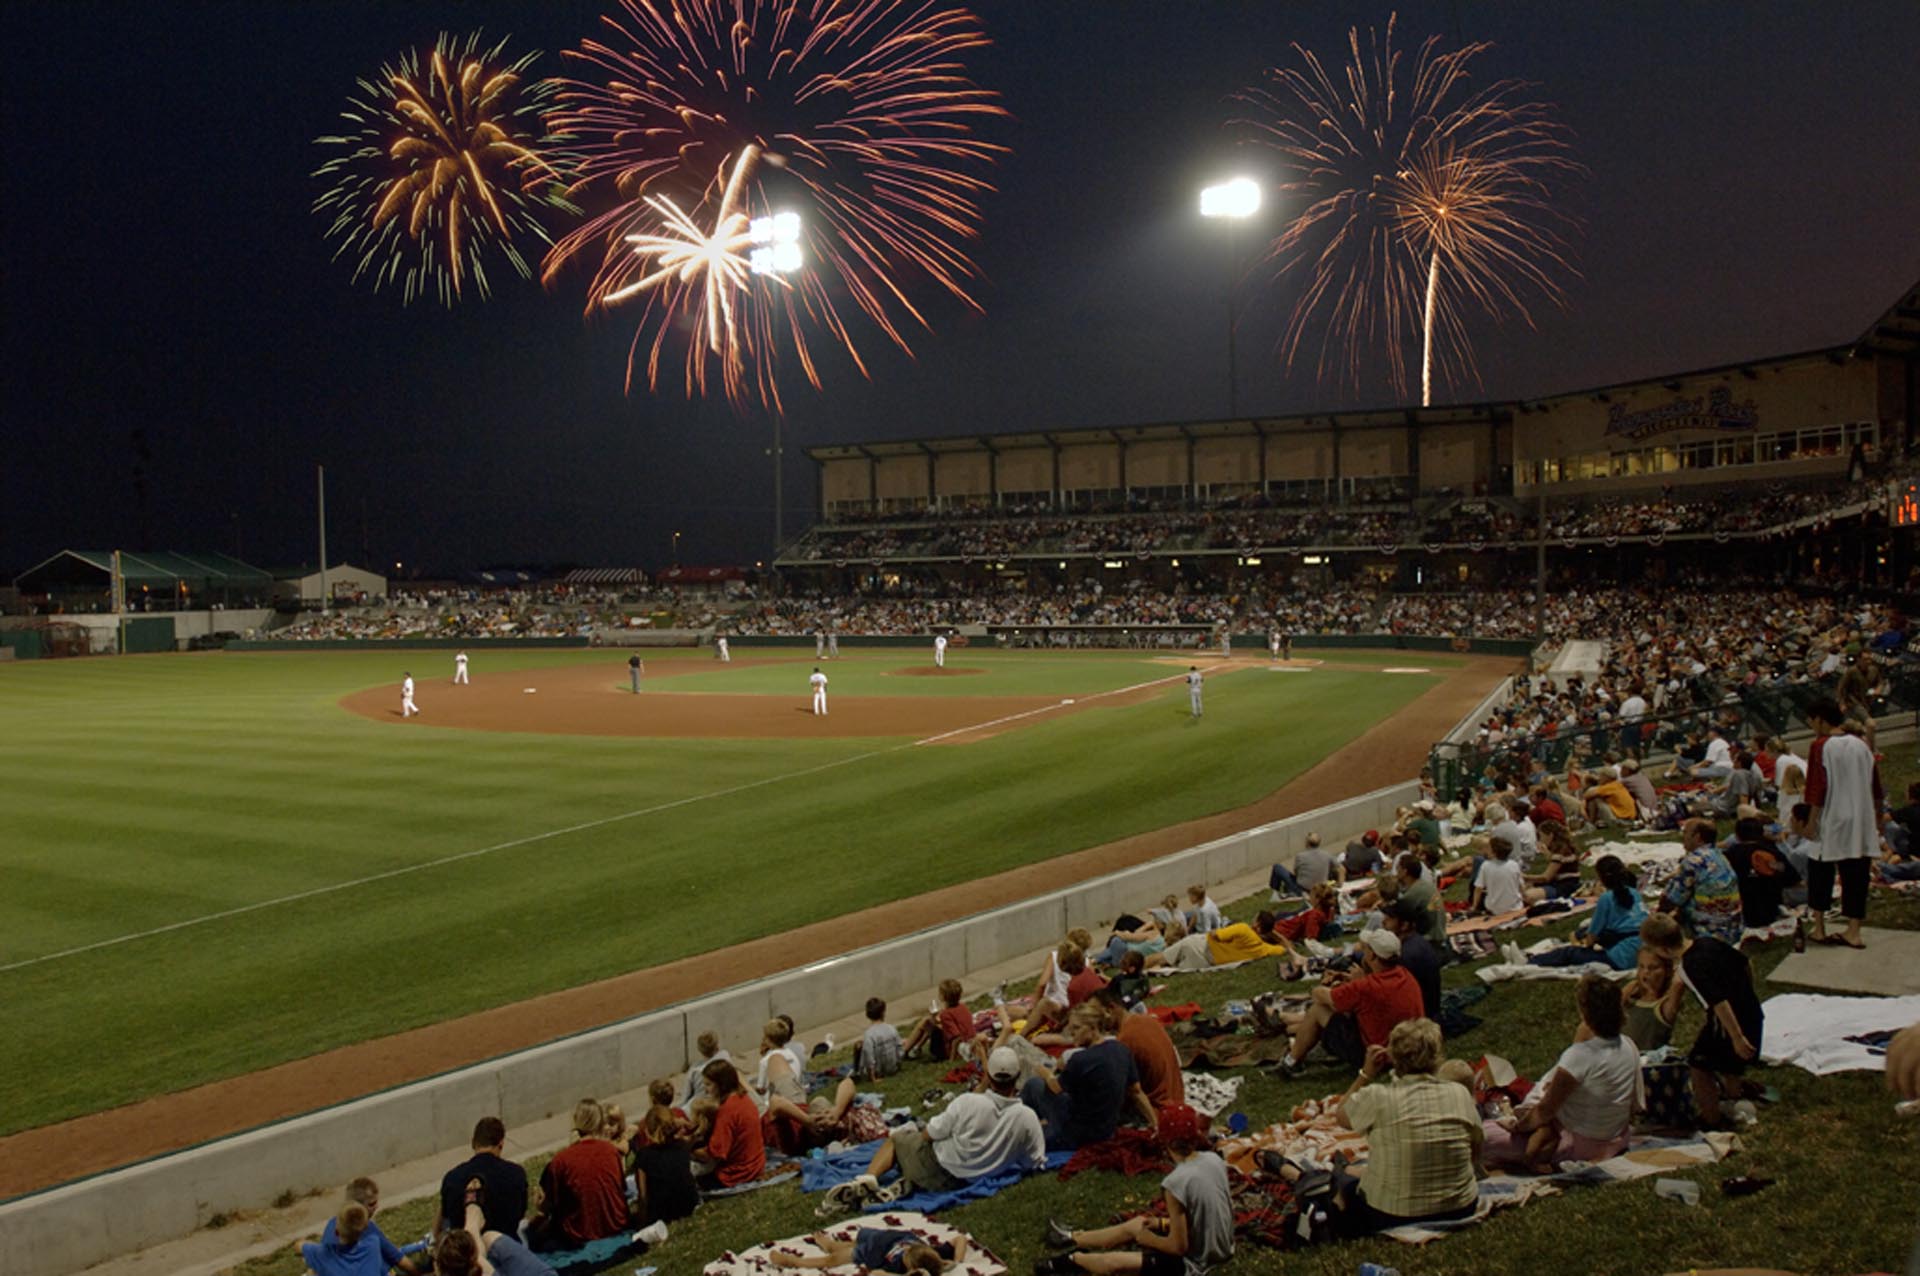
[340,657,1164,740]
[0,654,1513,1197]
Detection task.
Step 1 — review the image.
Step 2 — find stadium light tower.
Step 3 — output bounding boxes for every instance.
[1199,178,1261,419]
[751,212,804,555]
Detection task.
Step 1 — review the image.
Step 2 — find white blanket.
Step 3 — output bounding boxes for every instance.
[1179,1071,1243,1118]
[1759,992,1920,1075]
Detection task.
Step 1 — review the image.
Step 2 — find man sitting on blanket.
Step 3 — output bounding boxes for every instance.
[1269,929,1425,1077]
[828,1047,1046,1210]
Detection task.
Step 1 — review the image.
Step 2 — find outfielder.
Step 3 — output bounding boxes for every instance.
[810,666,829,715]
[827,631,839,658]
[628,652,643,693]
[1187,665,1203,718]
[1220,629,1231,659]
[934,633,947,668]
[716,635,730,662]
[815,630,826,659]
[454,650,469,684]
[402,672,420,717]
[1268,630,1280,662]
[1281,631,1292,661]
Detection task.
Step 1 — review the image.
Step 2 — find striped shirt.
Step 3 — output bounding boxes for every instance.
[1341,1074,1480,1219]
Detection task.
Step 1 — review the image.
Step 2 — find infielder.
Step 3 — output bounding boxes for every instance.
[454,650,469,684]
[1187,665,1203,718]
[628,652,643,693]
[1281,631,1292,661]
[1268,630,1280,662]
[934,633,948,668]
[810,666,829,715]
[815,630,826,659]
[402,672,420,717]
[1220,628,1231,659]
[827,631,839,658]
[716,635,730,662]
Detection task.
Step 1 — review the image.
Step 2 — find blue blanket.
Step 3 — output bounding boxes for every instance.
[799,1140,1070,1214]
[538,1234,644,1273]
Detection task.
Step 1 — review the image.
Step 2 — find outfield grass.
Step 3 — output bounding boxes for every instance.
[0,648,1437,1135]
[229,877,1920,1276]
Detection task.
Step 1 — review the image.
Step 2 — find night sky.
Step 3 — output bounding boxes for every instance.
[5,1,1919,578]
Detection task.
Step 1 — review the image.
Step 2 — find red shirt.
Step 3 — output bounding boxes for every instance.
[1531,797,1565,826]
[936,1004,976,1057]
[1066,968,1108,1008]
[1276,908,1330,943]
[706,1091,766,1187]
[539,1138,628,1244]
[1116,1013,1185,1110]
[1328,964,1426,1048]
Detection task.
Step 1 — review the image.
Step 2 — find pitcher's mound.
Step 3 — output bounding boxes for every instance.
[888,666,985,677]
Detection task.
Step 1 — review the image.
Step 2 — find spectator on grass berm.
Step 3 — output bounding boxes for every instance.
[630,1100,699,1228]
[1270,1019,1481,1237]
[1271,928,1425,1076]
[901,978,980,1062]
[1804,696,1882,949]
[1377,899,1444,1022]
[691,1058,766,1188]
[831,1045,1047,1210]
[1392,854,1450,949]
[1659,818,1744,947]
[1528,854,1646,970]
[1273,882,1340,945]
[1468,835,1527,916]
[1640,913,1764,1129]
[855,997,904,1079]
[437,1118,528,1243]
[434,1188,556,1276]
[303,1178,428,1276]
[1021,1003,1158,1150]
[1619,758,1659,818]
[1037,1102,1232,1276]
[1269,831,1336,900]
[1183,883,1224,935]
[524,1099,628,1251]
[632,1079,691,1151]
[1145,913,1292,971]
[676,1031,732,1110]
[1342,830,1386,881]
[1482,974,1638,1173]
[1094,988,1184,1111]
[755,1017,808,1106]
[1023,939,1083,1037]
[1523,820,1584,904]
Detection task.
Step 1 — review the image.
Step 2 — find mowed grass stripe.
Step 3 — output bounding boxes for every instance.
[0,653,1432,1133]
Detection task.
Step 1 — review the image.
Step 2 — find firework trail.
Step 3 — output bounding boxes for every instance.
[543,0,1008,411]
[1236,13,1582,404]
[315,32,574,305]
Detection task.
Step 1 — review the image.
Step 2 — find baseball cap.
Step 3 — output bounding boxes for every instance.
[985,1047,1021,1081]
[1155,1103,1208,1146]
[1362,830,1380,844]
[1358,929,1402,959]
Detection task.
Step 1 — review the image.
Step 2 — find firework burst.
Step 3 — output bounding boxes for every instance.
[315,32,574,305]
[543,0,1009,411]
[1236,14,1582,404]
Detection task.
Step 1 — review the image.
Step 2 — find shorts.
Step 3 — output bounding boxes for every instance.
[891,1126,965,1193]
[1139,1248,1185,1276]
[1321,1013,1366,1068]
[1541,878,1579,900]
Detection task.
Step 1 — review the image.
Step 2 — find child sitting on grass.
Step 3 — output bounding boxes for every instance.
[677,1030,732,1109]
[1109,950,1152,1008]
[770,1226,966,1273]
[302,1177,428,1276]
[632,1079,690,1150]
[854,996,904,1079]
[902,979,980,1061]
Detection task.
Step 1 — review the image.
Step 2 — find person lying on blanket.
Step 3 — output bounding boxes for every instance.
[1037,1103,1232,1276]
[770,1227,965,1274]
[1144,913,1292,971]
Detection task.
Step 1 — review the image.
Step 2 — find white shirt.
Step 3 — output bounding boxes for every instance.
[1547,1035,1639,1141]
[925,1090,1046,1179]
[1475,858,1527,914]
[402,676,415,696]
[810,672,828,690]
[456,654,468,668]
[1704,737,1732,769]
[1187,671,1203,690]
[935,636,947,650]
[1619,695,1647,721]
[1774,751,1807,791]
[1812,732,1879,861]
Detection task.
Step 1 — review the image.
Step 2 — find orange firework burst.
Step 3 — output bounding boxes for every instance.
[315,32,575,305]
[1236,14,1582,404]
[543,0,1009,411]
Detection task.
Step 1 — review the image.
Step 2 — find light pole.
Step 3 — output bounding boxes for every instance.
[751,212,804,554]
[672,530,682,566]
[1199,177,1261,419]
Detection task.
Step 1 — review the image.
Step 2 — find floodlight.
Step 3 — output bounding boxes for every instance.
[1199,177,1261,219]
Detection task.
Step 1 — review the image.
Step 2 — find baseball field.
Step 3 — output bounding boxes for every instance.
[0,644,1492,1168]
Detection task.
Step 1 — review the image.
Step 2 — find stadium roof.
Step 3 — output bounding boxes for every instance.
[15,549,272,591]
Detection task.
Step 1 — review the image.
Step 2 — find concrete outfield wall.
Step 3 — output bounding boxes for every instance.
[0,778,1415,1276]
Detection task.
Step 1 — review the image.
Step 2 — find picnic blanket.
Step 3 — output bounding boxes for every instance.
[701,1154,800,1198]
[540,1234,647,1273]
[799,1139,1070,1215]
[1476,937,1634,986]
[1180,1070,1243,1118]
[1445,899,1596,937]
[1219,1092,1737,1245]
[1170,1024,1294,1070]
[704,1211,1004,1276]
[1760,992,1920,1075]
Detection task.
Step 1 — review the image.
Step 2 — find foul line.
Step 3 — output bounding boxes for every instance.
[0,670,1191,975]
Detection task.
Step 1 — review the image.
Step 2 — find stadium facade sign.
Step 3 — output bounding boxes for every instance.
[1603,386,1760,440]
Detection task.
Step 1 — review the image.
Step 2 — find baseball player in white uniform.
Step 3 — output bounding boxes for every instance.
[1268,630,1280,662]
[716,635,730,662]
[1187,665,1203,718]
[402,673,420,717]
[815,630,826,659]
[1220,628,1231,659]
[810,666,829,715]
[454,651,469,684]
[827,630,839,658]
[934,633,947,668]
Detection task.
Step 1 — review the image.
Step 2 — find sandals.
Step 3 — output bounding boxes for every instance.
[1815,934,1866,949]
